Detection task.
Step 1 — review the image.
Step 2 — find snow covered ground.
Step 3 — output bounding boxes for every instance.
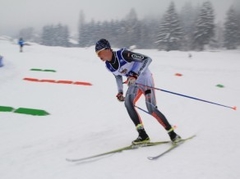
[0,38,240,179]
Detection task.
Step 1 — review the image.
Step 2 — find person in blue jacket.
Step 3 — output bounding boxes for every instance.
[0,55,3,67]
[95,38,181,145]
[18,38,24,52]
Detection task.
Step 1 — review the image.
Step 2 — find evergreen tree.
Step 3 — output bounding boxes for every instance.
[179,2,199,50]
[76,8,158,49]
[122,8,140,48]
[87,20,98,46]
[95,21,106,43]
[224,7,240,49]
[238,12,240,46]
[156,2,183,51]
[138,17,159,49]
[108,20,121,47]
[215,21,224,48]
[41,25,52,46]
[55,24,64,46]
[78,10,89,47]
[58,25,70,47]
[41,24,69,47]
[193,1,215,50]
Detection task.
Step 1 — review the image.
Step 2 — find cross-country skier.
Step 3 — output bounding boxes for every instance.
[18,38,24,52]
[95,39,181,145]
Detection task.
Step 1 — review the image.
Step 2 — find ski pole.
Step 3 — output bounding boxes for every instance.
[134,105,178,129]
[136,83,237,110]
[135,105,150,114]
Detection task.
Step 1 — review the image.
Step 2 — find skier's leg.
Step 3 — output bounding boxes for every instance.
[143,76,181,142]
[124,85,142,126]
[124,85,150,144]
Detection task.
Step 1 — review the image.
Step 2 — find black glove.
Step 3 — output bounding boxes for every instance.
[116,92,125,102]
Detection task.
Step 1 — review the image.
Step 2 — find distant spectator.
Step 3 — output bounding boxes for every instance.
[18,38,24,52]
[0,55,3,67]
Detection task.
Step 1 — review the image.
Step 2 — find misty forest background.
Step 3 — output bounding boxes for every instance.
[17,1,240,51]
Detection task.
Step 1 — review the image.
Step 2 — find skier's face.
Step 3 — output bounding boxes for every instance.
[97,49,112,62]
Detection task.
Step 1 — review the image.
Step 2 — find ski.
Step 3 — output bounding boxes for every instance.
[147,134,196,160]
[66,140,171,162]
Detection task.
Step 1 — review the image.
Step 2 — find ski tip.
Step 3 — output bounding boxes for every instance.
[147,156,154,160]
[66,158,77,162]
[183,134,196,141]
[232,106,237,110]
[190,134,197,138]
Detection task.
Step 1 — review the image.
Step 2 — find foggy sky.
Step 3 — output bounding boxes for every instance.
[0,0,237,36]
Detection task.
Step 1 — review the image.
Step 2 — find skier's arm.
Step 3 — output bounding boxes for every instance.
[122,50,152,75]
[114,75,123,93]
[114,75,125,102]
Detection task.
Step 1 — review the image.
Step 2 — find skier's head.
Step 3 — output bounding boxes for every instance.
[95,39,111,54]
[95,39,113,62]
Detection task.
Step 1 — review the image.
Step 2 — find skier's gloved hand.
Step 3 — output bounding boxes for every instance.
[116,92,125,102]
[126,71,138,86]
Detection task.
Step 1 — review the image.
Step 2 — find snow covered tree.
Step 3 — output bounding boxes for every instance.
[214,21,224,48]
[58,25,70,47]
[78,10,89,47]
[224,7,240,49]
[138,17,159,49]
[121,8,141,48]
[238,12,240,46]
[193,1,215,50]
[41,25,54,46]
[52,24,69,47]
[179,2,199,50]
[108,20,123,47]
[41,24,69,47]
[156,2,183,51]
